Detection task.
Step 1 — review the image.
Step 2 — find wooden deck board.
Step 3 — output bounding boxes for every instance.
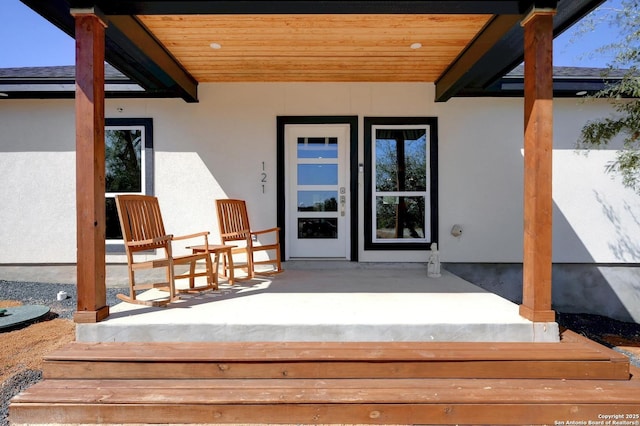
[44,335,620,362]
[42,331,631,381]
[43,359,630,380]
[14,377,640,403]
[12,402,640,426]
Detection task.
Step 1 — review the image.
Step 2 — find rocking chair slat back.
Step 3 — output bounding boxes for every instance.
[217,199,251,242]
[117,195,167,251]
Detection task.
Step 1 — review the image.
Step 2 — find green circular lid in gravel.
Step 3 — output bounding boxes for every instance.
[0,305,50,330]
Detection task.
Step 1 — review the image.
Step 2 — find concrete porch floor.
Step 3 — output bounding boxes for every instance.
[73,261,559,343]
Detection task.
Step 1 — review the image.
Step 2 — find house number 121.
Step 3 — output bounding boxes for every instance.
[261,161,267,193]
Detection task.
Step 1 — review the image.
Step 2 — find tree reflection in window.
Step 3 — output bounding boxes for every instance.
[374,129,427,240]
[106,129,142,193]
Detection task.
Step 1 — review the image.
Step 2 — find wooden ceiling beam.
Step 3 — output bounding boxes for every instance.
[68,1,535,16]
[435,13,523,102]
[106,15,198,102]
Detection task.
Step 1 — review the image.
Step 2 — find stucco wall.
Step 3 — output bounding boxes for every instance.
[1,83,638,266]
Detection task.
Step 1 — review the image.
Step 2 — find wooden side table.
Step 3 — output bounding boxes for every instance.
[187,244,235,286]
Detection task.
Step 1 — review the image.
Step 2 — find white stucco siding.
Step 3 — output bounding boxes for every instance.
[1,84,637,265]
[0,100,76,263]
[437,98,525,263]
[0,151,76,263]
[552,98,640,263]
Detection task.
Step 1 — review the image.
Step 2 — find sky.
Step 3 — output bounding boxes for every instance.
[0,0,624,69]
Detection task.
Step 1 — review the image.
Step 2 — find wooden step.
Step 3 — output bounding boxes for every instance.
[11,372,640,425]
[42,331,630,380]
[10,331,637,425]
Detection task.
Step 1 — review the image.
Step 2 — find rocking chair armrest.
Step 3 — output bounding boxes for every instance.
[126,235,173,247]
[221,231,249,240]
[251,227,280,236]
[172,231,210,242]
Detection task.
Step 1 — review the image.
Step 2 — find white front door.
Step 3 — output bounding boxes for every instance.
[285,124,350,259]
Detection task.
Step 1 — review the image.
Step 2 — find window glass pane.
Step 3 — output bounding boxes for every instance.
[298,218,338,239]
[105,197,123,240]
[298,191,338,212]
[297,137,338,159]
[106,129,142,192]
[404,134,427,191]
[375,130,426,192]
[375,138,398,191]
[298,164,338,185]
[375,196,425,239]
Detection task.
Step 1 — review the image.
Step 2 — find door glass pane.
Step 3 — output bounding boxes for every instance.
[298,191,338,212]
[375,130,426,192]
[297,137,338,159]
[375,196,425,239]
[298,164,338,185]
[298,218,338,239]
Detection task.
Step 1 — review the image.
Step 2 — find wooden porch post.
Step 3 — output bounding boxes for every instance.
[519,8,556,323]
[72,9,110,323]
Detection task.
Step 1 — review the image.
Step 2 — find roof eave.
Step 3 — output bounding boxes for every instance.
[20,0,198,102]
[437,0,606,101]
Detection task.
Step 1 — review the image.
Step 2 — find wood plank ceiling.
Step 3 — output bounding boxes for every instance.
[137,14,493,83]
[18,0,607,101]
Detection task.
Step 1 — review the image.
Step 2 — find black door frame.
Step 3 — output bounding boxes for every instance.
[277,116,359,261]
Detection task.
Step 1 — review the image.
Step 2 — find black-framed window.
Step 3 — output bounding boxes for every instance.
[364,117,438,250]
[105,118,154,243]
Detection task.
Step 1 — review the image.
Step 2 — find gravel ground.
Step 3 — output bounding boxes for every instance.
[1,281,123,426]
[0,280,122,320]
[1,280,640,426]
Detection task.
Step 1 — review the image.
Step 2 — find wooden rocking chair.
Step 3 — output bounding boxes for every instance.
[215,199,282,279]
[116,194,215,307]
